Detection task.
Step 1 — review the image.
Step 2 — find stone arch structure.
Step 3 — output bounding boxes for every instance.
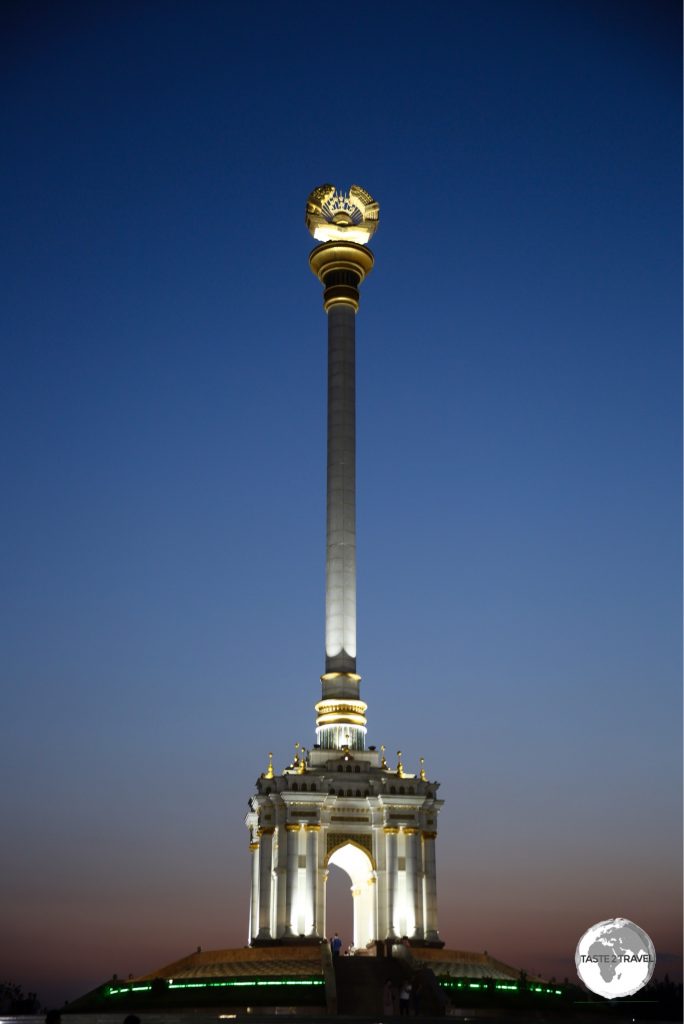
[245,748,442,947]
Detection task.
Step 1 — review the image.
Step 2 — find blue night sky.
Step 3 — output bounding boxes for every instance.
[1,0,681,1006]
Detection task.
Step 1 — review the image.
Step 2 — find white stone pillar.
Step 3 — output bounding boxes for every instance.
[422,831,439,941]
[385,827,399,938]
[257,828,273,939]
[305,825,319,936]
[375,826,388,940]
[249,841,260,942]
[351,883,363,948]
[319,867,329,944]
[367,875,377,946]
[403,828,418,939]
[310,237,374,752]
[357,874,376,949]
[411,833,425,940]
[283,824,300,937]
[325,303,357,676]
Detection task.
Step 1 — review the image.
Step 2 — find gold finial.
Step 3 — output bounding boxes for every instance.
[419,757,427,782]
[263,752,274,780]
[298,744,306,774]
[396,751,404,777]
[380,745,388,769]
[293,742,300,767]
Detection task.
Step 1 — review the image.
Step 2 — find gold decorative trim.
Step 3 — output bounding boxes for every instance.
[422,830,438,840]
[383,826,399,835]
[315,699,368,713]
[320,672,362,684]
[285,823,301,832]
[315,698,368,728]
[309,244,375,313]
[257,826,274,836]
[249,842,259,851]
[304,824,321,831]
[403,827,419,835]
[309,242,374,284]
[316,713,367,726]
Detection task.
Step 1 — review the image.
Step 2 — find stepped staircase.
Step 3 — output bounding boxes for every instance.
[332,951,445,1016]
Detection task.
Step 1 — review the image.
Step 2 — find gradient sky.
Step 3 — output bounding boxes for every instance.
[1,0,681,1008]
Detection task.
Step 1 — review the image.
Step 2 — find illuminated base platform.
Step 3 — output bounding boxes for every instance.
[64,943,563,1017]
[65,946,330,1015]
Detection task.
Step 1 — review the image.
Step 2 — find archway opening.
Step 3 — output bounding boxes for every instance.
[326,863,353,950]
[327,842,376,950]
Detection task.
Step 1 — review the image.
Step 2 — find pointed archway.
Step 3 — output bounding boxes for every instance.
[326,840,376,949]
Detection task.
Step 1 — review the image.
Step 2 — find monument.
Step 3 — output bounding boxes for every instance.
[245,185,443,950]
[68,185,544,1017]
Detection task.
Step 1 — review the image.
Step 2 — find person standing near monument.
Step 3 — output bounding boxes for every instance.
[399,980,412,1015]
[331,933,342,957]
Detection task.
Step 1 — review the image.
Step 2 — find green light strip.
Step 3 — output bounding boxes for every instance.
[106,977,324,997]
[438,980,562,997]
[168,979,323,989]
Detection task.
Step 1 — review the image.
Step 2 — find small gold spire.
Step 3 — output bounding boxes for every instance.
[380,745,388,769]
[396,750,404,777]
[293,742,300,767]
[263,752,274,780]
[419,757,427,782]
[297,744,306,774]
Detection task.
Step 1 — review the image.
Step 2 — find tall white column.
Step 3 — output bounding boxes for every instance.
[356,875,376,949]
[249,841,260,942]
[422,831,439,941]
[325,303,357,675]
[310,237,374,752]
[385,828,399,938]
[319,867,329,943]
[257,828,273,939]
[367,875,377,946]
[410,830,425,940]
[284,824,300,937]
[274,862,286,937]
[403,828,418,939]
[351,884,362,948]
[305,826,319,936]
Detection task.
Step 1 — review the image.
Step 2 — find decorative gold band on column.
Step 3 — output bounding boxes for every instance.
[309,241,375,313]
[285,823,301,832]
[422,830,438,840]
[304,824,321,831]
[403,827,419,835]
[315,698,368,729]
[249,841,259,851]
[383,826,399,835]
[257,826,274,836]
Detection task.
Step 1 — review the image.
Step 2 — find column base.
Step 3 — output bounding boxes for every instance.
[251,936,325,947]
